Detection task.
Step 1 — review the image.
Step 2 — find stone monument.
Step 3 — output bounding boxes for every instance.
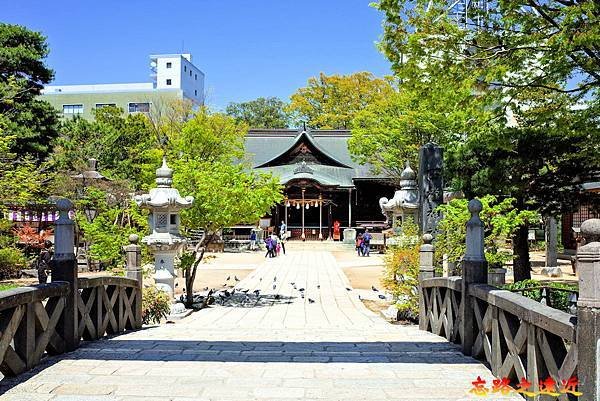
[418,143,443,237]
[379,161,419,232]
[135,158,193,297]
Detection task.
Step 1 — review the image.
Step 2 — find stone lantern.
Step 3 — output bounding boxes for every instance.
[379,161,419,233]
[134,158,193,297]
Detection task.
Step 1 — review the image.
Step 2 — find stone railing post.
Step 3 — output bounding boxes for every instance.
[460,199,487,356]
[418,234,435,330]
[51,198,79,351]
[124,234,143,327]
[576,218,600,400]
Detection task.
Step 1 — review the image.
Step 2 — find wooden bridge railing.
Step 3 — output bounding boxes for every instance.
[418,200,599,400]
[0,200,144,378]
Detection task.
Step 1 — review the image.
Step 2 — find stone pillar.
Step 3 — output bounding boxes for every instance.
[318,195,323,240]
[460,199,488,356]
[418,143,443,237]
[124,234,143,328]
[545,216,558,267]
[51,198,79,351]
[576,218,600,400]
[418,234,435,330]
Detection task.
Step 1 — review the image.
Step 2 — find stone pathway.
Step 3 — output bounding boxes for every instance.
[1,248,520,401]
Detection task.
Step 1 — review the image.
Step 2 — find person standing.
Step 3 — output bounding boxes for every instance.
[355,234,363,257]
[37,240,53,284]
[270,234,278,258]
[279,231,287,255]
[362,229,372,257]
[249,230,257,251]
[265,236,273,258]
[280,221,287,238]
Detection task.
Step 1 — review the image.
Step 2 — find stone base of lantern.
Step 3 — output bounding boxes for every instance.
[152,250,178,298]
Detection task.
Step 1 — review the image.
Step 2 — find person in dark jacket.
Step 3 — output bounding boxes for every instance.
[37,240,53,284]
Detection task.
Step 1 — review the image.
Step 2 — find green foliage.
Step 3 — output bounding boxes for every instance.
[0,23,59,161]
[226,97,291,128]
[169,107,282,234]
[0,247,27,279]
[501,280,578,313]
[77,195,149,270]
[51,107,160,191]
[367,0,600,280]
[382,218,421,321]
[0,283,18,292]
[288,72,394,129]
[141,285,171,325]
[436,196,539,267]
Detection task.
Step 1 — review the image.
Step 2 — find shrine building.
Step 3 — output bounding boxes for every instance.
[244,128,395,240]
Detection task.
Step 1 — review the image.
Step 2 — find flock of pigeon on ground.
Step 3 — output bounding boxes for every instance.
[180,274,386,308]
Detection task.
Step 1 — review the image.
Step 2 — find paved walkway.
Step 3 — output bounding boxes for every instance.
[1,248,519,401]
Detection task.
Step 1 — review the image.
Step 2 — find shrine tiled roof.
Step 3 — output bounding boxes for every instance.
[244,129,388,187]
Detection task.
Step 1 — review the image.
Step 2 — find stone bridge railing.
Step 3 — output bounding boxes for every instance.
[418,200,599,400]
[0,199,143,378]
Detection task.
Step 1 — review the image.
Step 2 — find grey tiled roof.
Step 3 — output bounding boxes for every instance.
[245,129,387,186]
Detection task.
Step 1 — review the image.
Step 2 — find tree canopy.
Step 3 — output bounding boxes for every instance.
[352,0,600,281]
[0,23,58,161]
[288,72,395,129]
[226,97,291,129]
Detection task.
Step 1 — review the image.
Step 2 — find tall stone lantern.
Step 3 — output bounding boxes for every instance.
[379,161,419,233]
[134,158,193,297]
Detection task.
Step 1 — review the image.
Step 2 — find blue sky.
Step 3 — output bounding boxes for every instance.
[4,0,392,110]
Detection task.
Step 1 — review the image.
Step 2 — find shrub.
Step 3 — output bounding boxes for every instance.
[0,247,27,279]
[141,285,171,325]
[501,279,578,313]
[382,218,420,321]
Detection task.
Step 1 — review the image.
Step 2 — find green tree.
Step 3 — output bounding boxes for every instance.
[226,97,291,128]
[355,0,600,281]
[288,72,395,129]
[51,106,160,191]
[167,107,282,306]
[0,23,59,161]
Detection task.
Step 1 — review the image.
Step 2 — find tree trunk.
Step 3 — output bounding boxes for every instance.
[512,224,531,282]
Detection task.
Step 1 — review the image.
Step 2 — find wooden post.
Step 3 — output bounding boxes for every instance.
[124,234,143,328]
[301,189,305,240]
[418,233,435,330]
[318,195,323,240]
[51,198,79,351]
[576,218,600,400]
[460,199,488,356]
[348,188,352,229]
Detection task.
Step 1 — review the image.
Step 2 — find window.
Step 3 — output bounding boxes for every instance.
[170,214,177,225]
[184,66,187,72]
[189,70,192,77]
[156,214,168,228]
[63,104,84,114]
[128,102,150,113]
[166,79,172,86]
[195,74,197,80]
[95,103,116,109]
[166,62,172,68]
[194,90,197,96]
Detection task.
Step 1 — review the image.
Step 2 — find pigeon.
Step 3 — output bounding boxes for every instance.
[241,289,249,294]
[273,276,277,282]
[308,298,315,303]
[234,276,240,282]
[273,284,276,290]
[182,288,186,293]
[175,282,179,288]
[203,286,209,291]
[290,282,295,286]
[293,285,297,290]
[317,285,320,289]
[253,289,260,296]
[299,288,305,292]
[226,276,231,281]
[224,290,231,297]
[358,295,362,301]
[378,294,386,300]
[259,278,263,281]
[301,293,305,299]
[372,286,379,292]
[274,294,281,300]
[346,287,352,291]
